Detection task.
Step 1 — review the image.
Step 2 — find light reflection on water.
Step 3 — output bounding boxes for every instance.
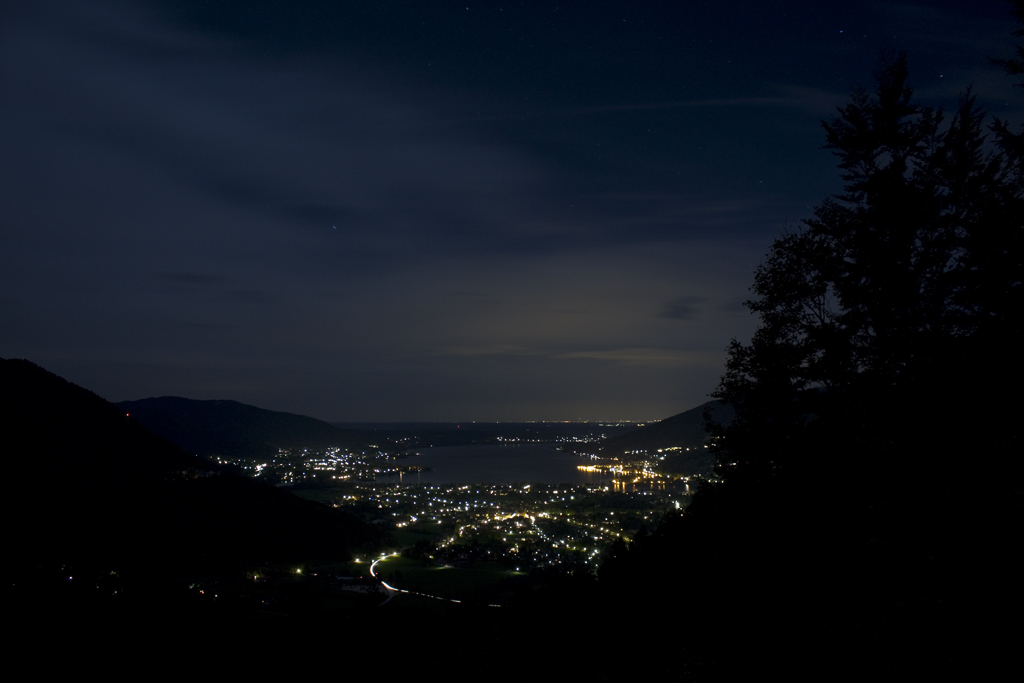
[373,443,611,485]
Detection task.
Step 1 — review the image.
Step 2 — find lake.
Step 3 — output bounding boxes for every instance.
[374,443,611,485]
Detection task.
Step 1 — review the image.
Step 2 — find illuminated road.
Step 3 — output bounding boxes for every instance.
[369,555,398,605]
[369,553,500,607]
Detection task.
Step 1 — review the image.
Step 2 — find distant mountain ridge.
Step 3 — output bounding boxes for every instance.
[599,400,733,452]
[119,396,369,460]
[586,400,734,475]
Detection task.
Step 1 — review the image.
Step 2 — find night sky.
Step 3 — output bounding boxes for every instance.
[2,1,1019,421]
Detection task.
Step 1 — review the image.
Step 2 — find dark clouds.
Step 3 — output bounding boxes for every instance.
[1,0,1019,420]
[660,296,706,322]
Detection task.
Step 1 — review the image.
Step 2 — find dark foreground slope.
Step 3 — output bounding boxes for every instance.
[4,359,402,669]
[3,358,383,575]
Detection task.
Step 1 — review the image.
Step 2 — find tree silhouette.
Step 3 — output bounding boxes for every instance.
[993,0,1024,86]
[711,53,1023,485]
[631,50,1024,674]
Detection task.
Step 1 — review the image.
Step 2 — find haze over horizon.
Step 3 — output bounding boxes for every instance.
[2,1,1018,422]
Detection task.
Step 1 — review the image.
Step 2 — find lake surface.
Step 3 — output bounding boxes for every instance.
[375,443,611,485]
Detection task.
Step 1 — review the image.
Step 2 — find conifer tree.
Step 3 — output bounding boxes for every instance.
[711,53,1023,483]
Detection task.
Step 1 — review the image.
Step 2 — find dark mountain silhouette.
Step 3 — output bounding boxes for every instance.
[579,400,733,475]
[600,399,732,451]
[3,358,383,571]
[118,395,373,460]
